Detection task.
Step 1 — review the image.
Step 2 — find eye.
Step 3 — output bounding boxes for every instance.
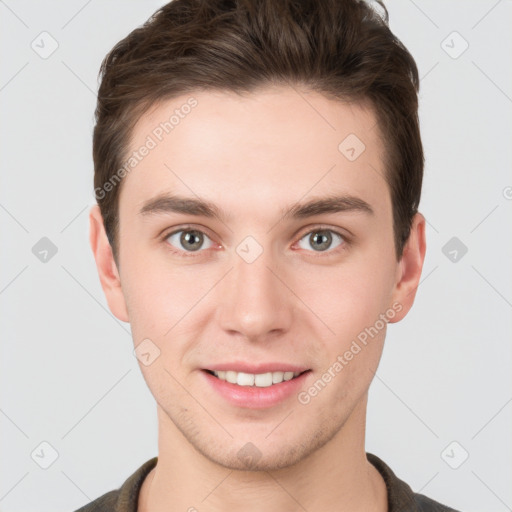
[165,228,214,253]
[296,228,345,253]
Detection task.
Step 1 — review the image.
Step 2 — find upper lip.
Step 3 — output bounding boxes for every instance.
[204,362,310,374]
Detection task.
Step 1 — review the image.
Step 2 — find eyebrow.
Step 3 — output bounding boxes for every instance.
[138,193,374,222]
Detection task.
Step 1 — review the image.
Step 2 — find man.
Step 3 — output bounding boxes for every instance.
[79,0,460,510]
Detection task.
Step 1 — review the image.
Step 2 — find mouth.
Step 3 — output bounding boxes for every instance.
[202,369,311,388]
[201,366,312,409]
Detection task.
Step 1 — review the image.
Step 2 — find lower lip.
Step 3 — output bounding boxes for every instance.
[201,370,311,409]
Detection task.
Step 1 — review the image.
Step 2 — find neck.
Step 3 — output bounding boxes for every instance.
[139,400,387,512]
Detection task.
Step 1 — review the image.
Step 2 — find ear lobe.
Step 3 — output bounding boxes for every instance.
[388,212,426,323]
[89,205,129,322]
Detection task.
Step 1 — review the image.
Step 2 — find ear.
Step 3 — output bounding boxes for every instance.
[388,212,426,323]
[89,205,129,322]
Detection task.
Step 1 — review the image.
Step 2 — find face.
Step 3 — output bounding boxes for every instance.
[90,85,425,471]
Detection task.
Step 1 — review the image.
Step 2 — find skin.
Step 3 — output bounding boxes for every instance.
[89,85,426,512]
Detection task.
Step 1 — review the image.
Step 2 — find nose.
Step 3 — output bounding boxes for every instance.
[217,241,294,342]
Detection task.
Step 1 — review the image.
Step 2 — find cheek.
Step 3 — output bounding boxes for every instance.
[305,259,394,338]
[120,239,178,314]
[119,247,219,346]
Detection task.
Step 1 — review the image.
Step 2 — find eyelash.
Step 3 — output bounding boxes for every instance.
[160,224,350,258]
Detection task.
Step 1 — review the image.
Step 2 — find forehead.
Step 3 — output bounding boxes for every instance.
[120,85,389,219]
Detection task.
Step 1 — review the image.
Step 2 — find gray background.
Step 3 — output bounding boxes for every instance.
[1,1,511,511]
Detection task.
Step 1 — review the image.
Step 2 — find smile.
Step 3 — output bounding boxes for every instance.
[202,368,312,409]
[205,369,306,387]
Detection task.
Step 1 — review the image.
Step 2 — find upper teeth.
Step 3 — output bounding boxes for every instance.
[212,370,301,387]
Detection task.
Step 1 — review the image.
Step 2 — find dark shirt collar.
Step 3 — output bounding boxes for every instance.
[77,453,459,512]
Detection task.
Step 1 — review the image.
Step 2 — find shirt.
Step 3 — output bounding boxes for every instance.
[73,452,460,512]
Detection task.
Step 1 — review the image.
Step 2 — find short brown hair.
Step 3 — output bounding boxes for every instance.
[93,0,423,263]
